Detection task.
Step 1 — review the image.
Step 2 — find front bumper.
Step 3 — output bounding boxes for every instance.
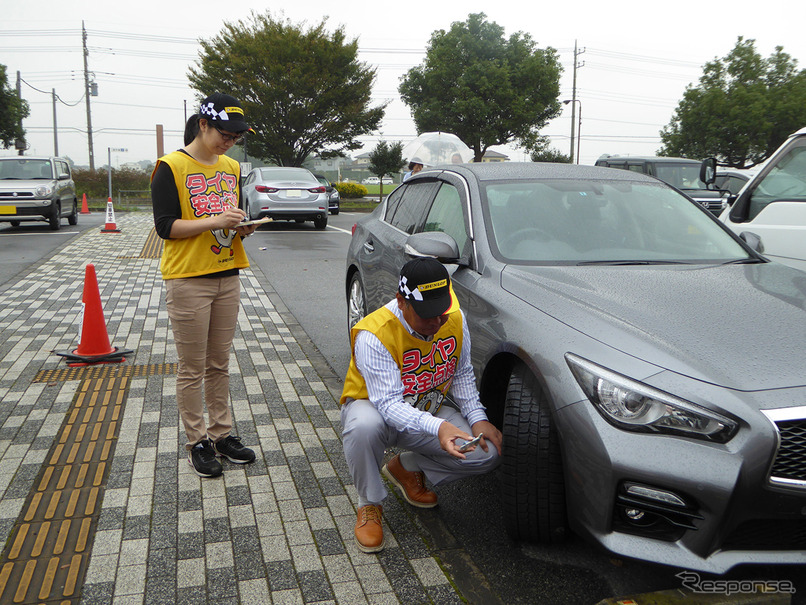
[556,386,806,573]
[0,198,56,220]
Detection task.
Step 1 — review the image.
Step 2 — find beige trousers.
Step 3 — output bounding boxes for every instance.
[166,275,240,449]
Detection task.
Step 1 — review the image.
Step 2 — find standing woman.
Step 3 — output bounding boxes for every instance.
[151,92,258,478]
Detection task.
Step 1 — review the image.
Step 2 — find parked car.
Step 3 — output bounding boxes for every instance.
[242,167,328,229]
[362,176,380,185]
[313,173,340,215]
[595,155,727,216]
[381,177,394,185]
[713,167,758,196]
[715,127,806,272]
[346,162,806,573]
[0,156,78,230]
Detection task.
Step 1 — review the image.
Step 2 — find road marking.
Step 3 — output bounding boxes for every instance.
[0,232,81,236]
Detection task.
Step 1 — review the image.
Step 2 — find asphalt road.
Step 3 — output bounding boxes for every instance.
[0,212,107,293]
[244,212,806,605]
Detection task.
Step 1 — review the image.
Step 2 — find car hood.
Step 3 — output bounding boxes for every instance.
[501,263,806,391]
[0,178,54,189]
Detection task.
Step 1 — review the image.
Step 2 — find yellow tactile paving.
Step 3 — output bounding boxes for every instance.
[0,373,135,604]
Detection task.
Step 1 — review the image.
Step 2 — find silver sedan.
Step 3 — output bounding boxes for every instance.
[345,162,806,573]
[242,166,329,229]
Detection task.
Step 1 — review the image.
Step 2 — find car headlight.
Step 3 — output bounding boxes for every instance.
[35,185,54,197]
[565,353,737,443]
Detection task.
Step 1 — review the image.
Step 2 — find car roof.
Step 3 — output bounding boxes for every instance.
[418,161,661,184]
[597,156,701,164]
[0,156,61,161]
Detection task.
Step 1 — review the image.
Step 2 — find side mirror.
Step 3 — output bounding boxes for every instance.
[700,158,717,185]
[739,231,764,253]
[405,232,460,263]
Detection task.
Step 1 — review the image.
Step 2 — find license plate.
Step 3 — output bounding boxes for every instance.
[286,190,302,198]
[0,206,16,215]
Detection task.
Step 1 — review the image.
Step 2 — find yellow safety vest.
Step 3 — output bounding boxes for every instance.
[152,151,249,279]
[340,306,464,415]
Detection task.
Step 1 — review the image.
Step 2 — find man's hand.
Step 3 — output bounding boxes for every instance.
[471,420,503,456]
[437,421,475,459]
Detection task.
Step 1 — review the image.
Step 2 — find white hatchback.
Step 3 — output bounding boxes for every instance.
[719,127,806,271]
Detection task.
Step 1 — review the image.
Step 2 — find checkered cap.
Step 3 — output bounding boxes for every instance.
[198,93,249,133]
[398,257,459,318]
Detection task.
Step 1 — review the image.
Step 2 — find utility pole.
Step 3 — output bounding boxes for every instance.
[82,21,95,170]
[52,89,59,156]
[568,40,585,163]
[15,71,24,155]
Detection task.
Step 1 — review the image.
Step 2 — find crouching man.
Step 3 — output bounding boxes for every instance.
[340,257,502,552]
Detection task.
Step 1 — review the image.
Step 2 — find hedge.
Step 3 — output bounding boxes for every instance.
[333,181,368,199]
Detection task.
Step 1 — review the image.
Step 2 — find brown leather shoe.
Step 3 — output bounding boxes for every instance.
[382,454,438,508]
[355,504,384,553]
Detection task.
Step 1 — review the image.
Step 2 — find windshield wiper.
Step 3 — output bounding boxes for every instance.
[576,260,689,266]
[720,258,765,265]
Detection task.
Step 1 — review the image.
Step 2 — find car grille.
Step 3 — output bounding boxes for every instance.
[696,200,723,213]
[769,419,806,485]
[0,191,35,199]
[723,519,806,550]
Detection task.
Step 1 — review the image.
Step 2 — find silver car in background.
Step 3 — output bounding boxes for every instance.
[0,156,78,230]
[242,166,329,229]
[345,162,806,573]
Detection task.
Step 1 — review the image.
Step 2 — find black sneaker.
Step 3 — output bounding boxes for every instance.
[213,435,256,464]
[188,440,223,478]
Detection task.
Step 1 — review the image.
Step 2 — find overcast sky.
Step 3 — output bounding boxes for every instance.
[3,0,804,168]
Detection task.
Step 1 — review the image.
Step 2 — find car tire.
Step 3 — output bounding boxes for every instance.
[295,219,306,224]
[10,220,20,227]
[347,271,367,331]
[68,200,78,225]
[330,207,339,216]
[49,203,61,231]
[314,214,327,230]
[501,361,567,544]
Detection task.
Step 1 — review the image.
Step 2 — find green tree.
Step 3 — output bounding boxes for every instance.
[529,136,571,163]
[368,141,406,198]
[659,37,806,168]
[0,64,29,150]
[188,12,385,167]
[399,13,562,162]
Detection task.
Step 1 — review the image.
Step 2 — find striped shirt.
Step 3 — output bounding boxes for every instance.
[353,300,488,437]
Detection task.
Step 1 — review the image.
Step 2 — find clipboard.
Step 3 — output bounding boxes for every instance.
[236,217,273,227]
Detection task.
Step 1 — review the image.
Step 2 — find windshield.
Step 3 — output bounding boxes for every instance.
[746,139,806,220]
[654,162,707,190]
[0,159,53,180]
[484,179,751,264]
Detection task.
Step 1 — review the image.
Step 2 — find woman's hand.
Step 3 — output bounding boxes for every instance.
[235,223,258,237]
[215,206,247,229]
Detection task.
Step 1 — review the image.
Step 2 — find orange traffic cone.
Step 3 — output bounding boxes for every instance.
[54,264,133,366]
[101,198,121,233]
[80,192,91,214]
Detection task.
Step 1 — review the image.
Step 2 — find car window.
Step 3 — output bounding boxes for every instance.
[655,162,707,190]
[484,179,749,264]
[421,183,468,254]
[626,163,644,174]
[747,141,806,220]
[386,180,438,234]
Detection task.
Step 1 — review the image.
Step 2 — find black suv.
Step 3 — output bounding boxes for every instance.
[0,156,78,230]
[595,155,727,216]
